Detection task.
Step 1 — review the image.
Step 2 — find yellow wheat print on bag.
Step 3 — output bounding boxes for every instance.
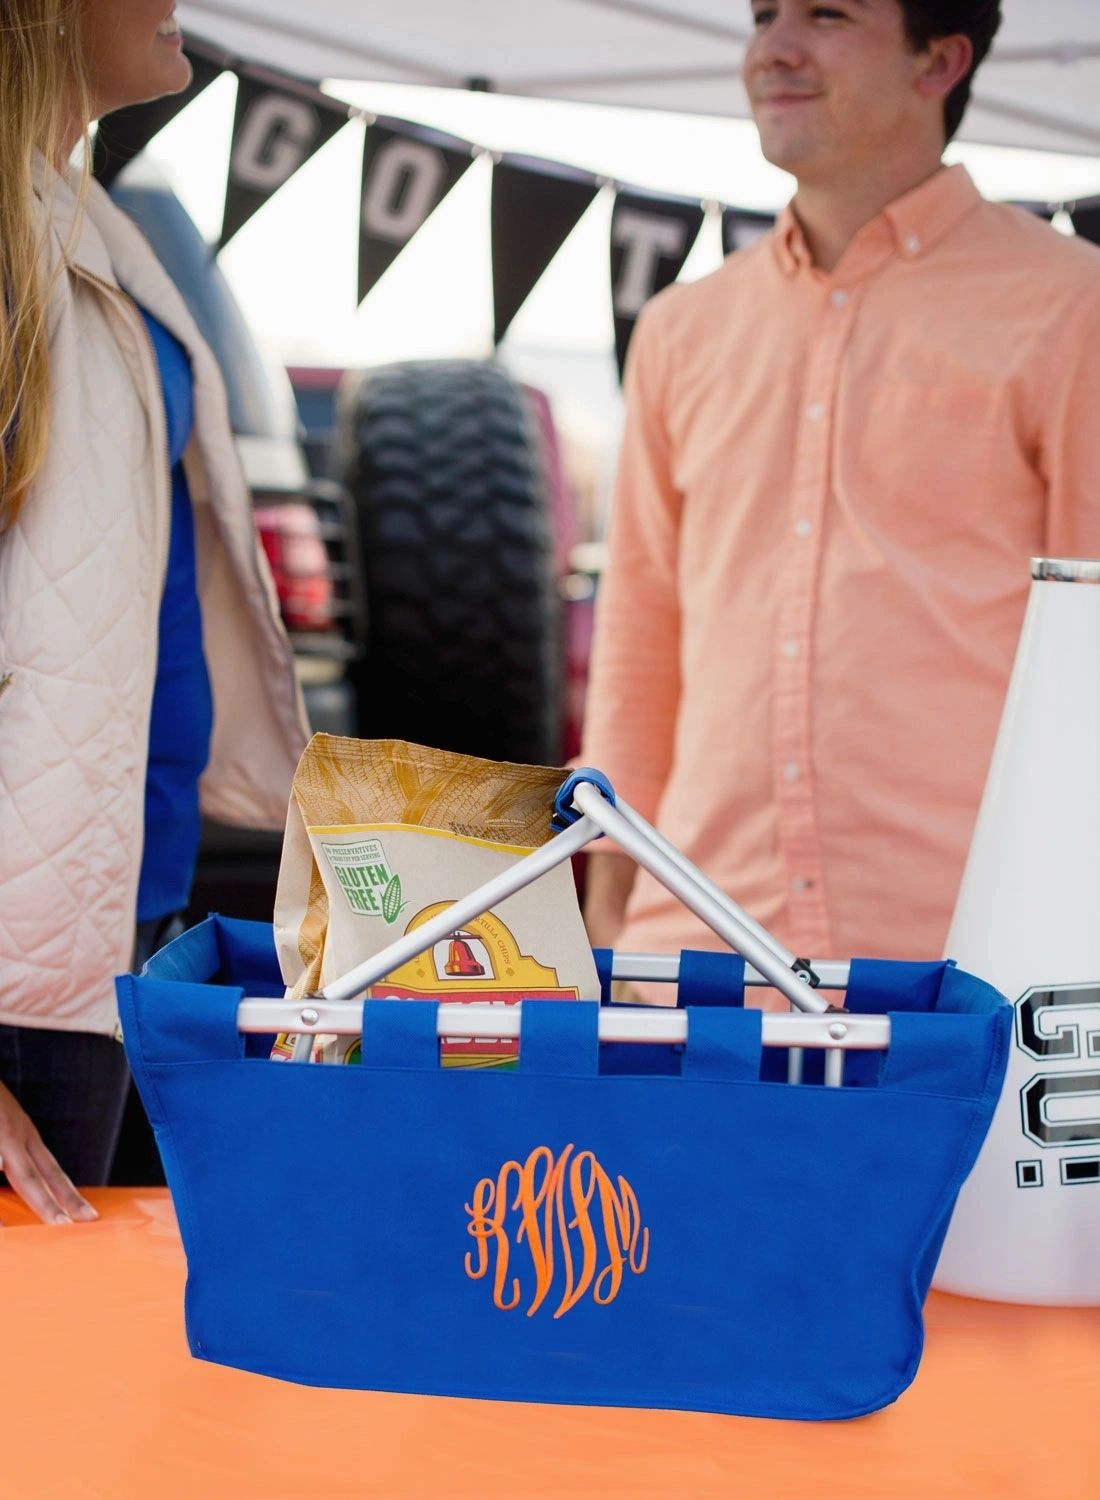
[464,1145,649,1318]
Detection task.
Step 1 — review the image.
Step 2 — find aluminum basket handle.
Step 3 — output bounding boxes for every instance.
[321,772,830,1015]
[611,952,849,990]
[609,805,850,987]
[561,776,832,1014]
[241,994,889,1086]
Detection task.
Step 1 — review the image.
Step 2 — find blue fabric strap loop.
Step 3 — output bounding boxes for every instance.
[361,1000,439,1070]
[881,1010,1010,1101]
[592,947,614,1002]
[594,950,746,1009]
[116,971,245,1069]
[846,959,948,1014]
[681,1006,762,1082]
[518,1000,600,1076]
[678,950,746,1007]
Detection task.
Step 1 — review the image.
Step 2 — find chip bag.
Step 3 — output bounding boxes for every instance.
[273,736,599,1067]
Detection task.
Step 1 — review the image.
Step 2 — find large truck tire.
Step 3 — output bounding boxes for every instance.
[337,359,564,765]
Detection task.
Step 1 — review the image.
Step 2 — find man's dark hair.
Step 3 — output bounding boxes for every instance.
[897,2,1002,143]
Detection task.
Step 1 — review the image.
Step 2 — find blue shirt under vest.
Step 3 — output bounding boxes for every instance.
[133,304,213,924]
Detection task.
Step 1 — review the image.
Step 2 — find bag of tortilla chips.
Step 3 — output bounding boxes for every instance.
[273,736,599,1068]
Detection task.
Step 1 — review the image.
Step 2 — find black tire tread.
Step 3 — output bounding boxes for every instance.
[337,360,562,764]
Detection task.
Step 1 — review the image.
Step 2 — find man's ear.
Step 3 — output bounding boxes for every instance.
[914,34,974,102]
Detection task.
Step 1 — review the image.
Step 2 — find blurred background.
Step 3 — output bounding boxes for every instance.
[144,75,1100,538]
[103,13,1100,917]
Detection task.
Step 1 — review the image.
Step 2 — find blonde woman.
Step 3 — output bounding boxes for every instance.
[0,2,307,1223]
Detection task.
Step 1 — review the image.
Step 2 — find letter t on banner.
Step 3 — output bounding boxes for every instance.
[611,191,704,375]
[358,121,475,307]
[219,74,349,249]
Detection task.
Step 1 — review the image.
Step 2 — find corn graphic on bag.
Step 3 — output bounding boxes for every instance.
[273,736,599,1067]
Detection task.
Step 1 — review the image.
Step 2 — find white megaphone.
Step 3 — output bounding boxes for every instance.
[934,558,1100,1305]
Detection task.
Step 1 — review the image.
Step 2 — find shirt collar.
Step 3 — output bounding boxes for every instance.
[772,163,982,278]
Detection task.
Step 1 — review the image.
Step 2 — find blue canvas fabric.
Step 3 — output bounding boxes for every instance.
[591,947,745,1005]
[118,917,1011,1420]
[595,948,747,1075]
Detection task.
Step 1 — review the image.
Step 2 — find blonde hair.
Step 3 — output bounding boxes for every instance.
[0,0,89,527]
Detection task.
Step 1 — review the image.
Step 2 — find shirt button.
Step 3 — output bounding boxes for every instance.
[806,401,825,422]
[793,518,812,538]
[830,289,848,309]
[781,639,800,659]
[783,760,801,782]
[903,233,920,255]
[791,876,813,893]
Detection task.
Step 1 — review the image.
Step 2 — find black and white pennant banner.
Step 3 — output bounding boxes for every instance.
[93,37,825,377]
[101,37,1081,381]
[219,73,349,249]
[358,120,475,307]
[610,189,705,374]
[491,155,600,345]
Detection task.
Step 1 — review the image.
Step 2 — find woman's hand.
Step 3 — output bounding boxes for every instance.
[0,1082,98,1226]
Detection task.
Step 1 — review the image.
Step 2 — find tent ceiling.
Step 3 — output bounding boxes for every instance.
[177,0,1100,155]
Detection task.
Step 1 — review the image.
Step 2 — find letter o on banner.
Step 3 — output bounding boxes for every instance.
[357,123,474,305]
[231,93,320,193]
[361,138,448,245]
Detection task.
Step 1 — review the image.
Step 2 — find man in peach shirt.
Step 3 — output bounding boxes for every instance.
[582,0,1100,972]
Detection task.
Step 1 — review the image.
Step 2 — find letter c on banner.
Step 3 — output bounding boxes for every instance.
[362,138,448,245]
[612,209,689,318]
[231,94,320,192]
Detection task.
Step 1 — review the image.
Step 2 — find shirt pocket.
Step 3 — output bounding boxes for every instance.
[837,378,1004,553]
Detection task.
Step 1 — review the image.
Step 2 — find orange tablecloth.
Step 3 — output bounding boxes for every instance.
[1,1190,1097,1500]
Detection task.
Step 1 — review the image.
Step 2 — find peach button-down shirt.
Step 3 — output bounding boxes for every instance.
[582,165,1100,969]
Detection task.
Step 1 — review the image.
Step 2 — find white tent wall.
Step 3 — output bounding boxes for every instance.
[177,0,1100,155]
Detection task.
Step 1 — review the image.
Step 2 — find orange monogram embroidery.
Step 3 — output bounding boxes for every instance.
[464,1145,649,1317]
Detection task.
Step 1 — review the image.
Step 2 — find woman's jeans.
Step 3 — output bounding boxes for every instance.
[0,912,185,1189]
[0,1024,130,1187]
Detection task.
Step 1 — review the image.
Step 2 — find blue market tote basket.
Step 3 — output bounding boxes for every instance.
[118,913,1010,1421]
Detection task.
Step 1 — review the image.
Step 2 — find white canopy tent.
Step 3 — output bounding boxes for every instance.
[176,0,1100,156]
